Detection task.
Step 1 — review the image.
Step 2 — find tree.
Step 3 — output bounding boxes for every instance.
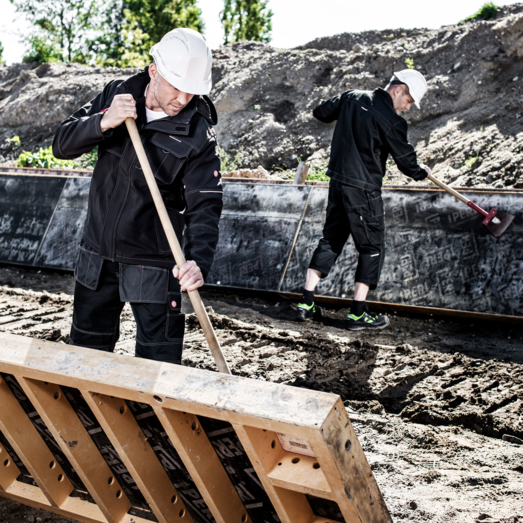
[10,0,100,64]
[119,0,205,67]
[0,41,5,65]
[221,0,272,45]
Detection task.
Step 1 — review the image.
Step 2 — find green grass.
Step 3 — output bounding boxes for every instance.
[218,146,244,173]
[17,147,79,169]
[462,2,498,22]
[463,154,479,169]
[306,164,329,181]
[404,58,415,70]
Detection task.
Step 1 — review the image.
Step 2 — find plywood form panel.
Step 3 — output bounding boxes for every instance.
[0,333,391,523]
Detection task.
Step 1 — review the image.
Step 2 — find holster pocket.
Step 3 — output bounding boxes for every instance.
[165,312,186,341]
[366,193,384,218]
[74,245,104,291]
[119,264,169,303]
[355,252,384,289]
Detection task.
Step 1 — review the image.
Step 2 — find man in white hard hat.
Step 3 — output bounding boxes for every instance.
[53,28,222,364]
[296,70,431,330]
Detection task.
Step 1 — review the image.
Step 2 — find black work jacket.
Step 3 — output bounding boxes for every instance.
[53,68,223,279]
[313,88,428,191]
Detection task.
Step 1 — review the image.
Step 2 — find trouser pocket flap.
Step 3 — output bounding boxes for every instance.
[74,245,104,291]
[119,264,169,303]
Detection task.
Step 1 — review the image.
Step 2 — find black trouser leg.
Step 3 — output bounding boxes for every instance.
[70,260,124,351]
[131,270,184,365]
[309,180,385,290]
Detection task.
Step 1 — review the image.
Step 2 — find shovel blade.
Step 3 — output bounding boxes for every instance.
[486,210,515,238]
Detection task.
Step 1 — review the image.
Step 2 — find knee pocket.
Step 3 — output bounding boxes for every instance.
[165,312,185,341]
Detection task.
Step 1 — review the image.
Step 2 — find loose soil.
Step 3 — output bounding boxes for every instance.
[0,265,521,523]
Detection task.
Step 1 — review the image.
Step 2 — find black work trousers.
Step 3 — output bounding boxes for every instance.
[309,179,385,290]
[70,244,184,364]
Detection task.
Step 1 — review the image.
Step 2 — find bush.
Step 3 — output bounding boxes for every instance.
[218,146,243,173]
[307,163,329,181]
[462,2,498,22]
[17,147,78,169]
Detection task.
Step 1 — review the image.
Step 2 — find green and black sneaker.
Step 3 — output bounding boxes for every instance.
[296,302,323,322]
[346,311,390,331]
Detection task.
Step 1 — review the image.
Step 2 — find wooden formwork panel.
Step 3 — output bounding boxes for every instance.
[0,332,391,523]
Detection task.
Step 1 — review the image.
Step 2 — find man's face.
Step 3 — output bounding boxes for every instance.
[391,84,415,114]
[148,63,194,117]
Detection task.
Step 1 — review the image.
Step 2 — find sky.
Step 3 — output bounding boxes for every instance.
[0,0,521,65]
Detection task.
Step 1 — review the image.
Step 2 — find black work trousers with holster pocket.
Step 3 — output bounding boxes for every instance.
[70,242,185,364]
[309,179,385,290]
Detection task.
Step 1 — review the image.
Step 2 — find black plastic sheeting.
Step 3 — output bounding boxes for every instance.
[0,174,521,316]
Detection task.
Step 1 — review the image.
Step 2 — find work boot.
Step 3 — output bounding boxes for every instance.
[296,302,323,322]
[346,310,390,331]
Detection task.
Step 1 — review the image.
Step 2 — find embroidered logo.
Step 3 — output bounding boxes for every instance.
[214,170,219,177]
[171,300,177,308]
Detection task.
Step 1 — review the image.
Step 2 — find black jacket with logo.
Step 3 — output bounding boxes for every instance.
[53,68,222,279]
[313,88,428,190]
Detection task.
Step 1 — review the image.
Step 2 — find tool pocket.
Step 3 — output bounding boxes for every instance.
[138,132,194,185]
[119,264,169,303]
[366,192,384,218]
[74,244,104,291]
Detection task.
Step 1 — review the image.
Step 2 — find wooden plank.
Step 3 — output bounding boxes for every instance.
[309,398,392,523]
[0,441,20,491]
[233,424,316,523]
[154,407,251,523]
[0,481,151,523]
[82,391,193,523]
[0,374,74,507]
[17,377,132,523]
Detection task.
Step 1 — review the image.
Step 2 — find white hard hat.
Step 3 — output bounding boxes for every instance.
[150,28,212,95]
[392,69,428,109]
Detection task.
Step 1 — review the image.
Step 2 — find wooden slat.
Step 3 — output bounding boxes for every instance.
[82,391,193,523]
[308,398,392,523]
[0,481,151,523]
[233,424,316,523]
[17,377,132,523]
[0,441,20,491]
[0,374,73,507]
[155,407,251,523]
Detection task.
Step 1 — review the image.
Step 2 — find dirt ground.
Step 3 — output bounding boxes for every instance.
[0,264,522,523]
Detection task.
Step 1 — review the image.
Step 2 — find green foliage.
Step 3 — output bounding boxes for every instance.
[463,154,479,169]
[6,136,21,146]
[0,41,5,65]
[11,0,101,64]
[17,147,79,169]
[78,147,99,169]
[404,57,415,70]
[462,2,498,22]
[117,0,204,67]
[221,0,273,45]
[218,145,243,172]
[306,163,329,181]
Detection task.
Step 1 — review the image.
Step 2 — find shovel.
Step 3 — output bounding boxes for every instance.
[125,118,231,375]
[427,173,515,237]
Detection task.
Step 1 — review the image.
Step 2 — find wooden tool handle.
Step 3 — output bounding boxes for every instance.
[125,118,231,375]
[427,173,469,205]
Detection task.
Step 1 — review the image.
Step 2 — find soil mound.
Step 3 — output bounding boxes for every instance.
[2,5,523,188]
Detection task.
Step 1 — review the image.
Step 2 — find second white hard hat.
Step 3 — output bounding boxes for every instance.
[392,69,428,108]
[150,28,212,96]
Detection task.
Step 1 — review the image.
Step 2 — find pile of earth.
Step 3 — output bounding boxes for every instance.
[2,4,523,188]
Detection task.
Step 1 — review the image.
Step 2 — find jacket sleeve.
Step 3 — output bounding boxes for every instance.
[181,135,223,280]
[385,120,428,181]
[52,80,120,159]
[313,93,343,123]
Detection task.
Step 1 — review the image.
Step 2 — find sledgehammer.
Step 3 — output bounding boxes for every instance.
[427,173,515,238]
[125,118,231,375]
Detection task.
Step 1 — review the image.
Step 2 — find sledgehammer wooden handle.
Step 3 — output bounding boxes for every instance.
[125,118,231,375]
[427,173,469,205]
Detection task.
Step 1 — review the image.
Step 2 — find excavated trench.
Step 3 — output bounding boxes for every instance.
[0,265,522,522]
